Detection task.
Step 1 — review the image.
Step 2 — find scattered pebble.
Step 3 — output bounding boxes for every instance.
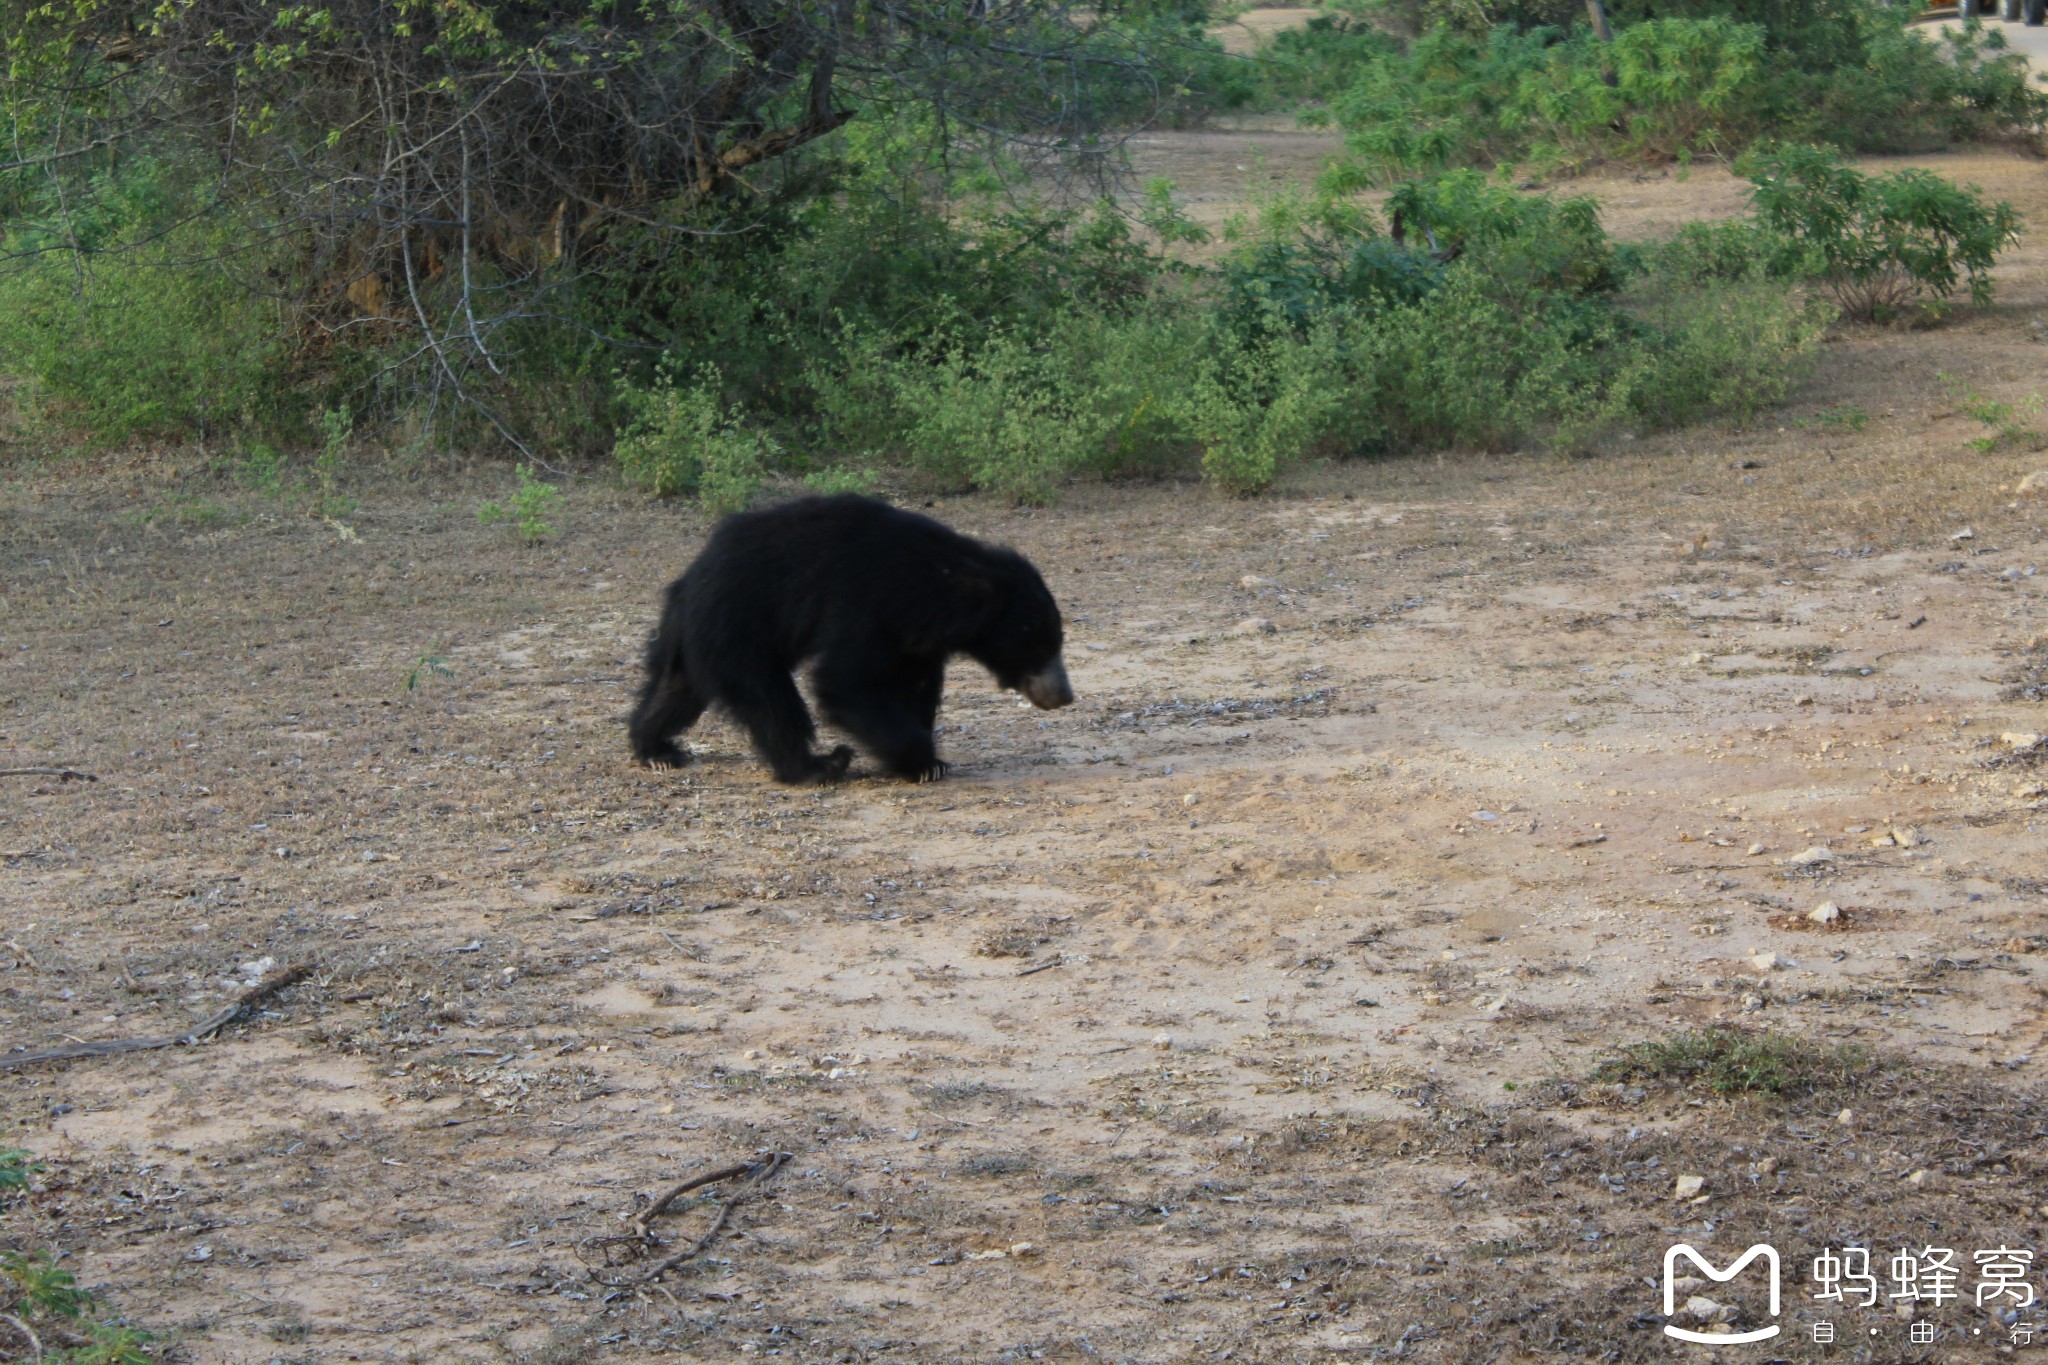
[1784,845,1835,867]
[1151,1032,1173,1050]
[1750,950,1780,972]
[1808,901,1841,925]
[1673,1174,1705,1199]
[1233,617,1277,636]
[1746,842,1767,857]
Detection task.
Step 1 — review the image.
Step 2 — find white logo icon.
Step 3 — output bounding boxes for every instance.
[1664,1244,1782,1344]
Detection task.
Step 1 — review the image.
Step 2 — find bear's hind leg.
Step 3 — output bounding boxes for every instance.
[720,658,852,784]
[817,655,948,783]
[628,663,707,769]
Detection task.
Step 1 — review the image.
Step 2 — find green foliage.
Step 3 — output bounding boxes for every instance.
[476,463,561,543]
[0,1147,38,1194]
[1938,372,2043,452]
[1793,404,1868,431]
[1266,0,2043,177]
[1593,1026,1874,1097]
[803,466,878,495]
[0,161,283,441]
[1321,18,1766,178]
[401,646,453,694]
[1741,143,2022,321]
[613,364,775,515]
[2,1156,153,1363]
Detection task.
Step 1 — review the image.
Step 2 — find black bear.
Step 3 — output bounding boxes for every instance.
[628,494,1074,783]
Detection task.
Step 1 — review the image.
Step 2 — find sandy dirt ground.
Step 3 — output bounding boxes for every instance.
[5,140,2048,1363]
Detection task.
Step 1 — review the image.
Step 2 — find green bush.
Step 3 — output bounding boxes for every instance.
[1741,142,2022,321]
[0,221,283,440]
[1281,0,2043,178]
[612,363,777,515]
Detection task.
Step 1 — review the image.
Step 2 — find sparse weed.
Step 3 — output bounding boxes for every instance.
[1795,404,1869,431]
[1938,372,2043,452]
[401,645,454,694]
[1592,1026,1874,1097]
[314,404,357,518]
[477,464,561,543]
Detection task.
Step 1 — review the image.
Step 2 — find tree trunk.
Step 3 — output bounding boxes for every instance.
[1585,0,1614,42]
[2007,0,2023,23]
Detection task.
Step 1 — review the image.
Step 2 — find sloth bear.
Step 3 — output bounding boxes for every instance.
[628,494,1074,783]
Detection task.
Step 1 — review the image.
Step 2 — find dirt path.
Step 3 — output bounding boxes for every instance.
[4,156,2048,1362]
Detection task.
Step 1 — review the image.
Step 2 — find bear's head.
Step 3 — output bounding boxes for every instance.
[965,548,1073,711]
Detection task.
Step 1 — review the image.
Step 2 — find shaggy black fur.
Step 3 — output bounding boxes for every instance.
[628,495,1073,783]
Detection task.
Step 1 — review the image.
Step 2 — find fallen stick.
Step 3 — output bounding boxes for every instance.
[0,963,315,1071]
[1016,955,1064,977]
[0,768,96,782]
[585,1152,792,1287]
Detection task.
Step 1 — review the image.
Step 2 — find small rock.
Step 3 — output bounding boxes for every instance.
[1868,832,1896,847]
[1746,842,1767,857]
[1808,901,1842,925]
[2017,469,2048,496]
[1750,950,1780,972]
[1906,1168,1930,1187]
[2004,732,2045,753]
[2017,783,2046,799]
[1837,1108,1855,1126]
[1785,845,1836,867]
[1683,1295,1734,1323]
[1952,527,1975,542]
[1238,575,1277,590]
[1151,1032,1174,1050]
[1673,1174,1706,1199]
[1755,1157,1779,1174]
[1233,617,1277,637]
[1892,826,1925,847]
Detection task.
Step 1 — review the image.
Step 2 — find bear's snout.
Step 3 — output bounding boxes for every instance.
[1019,660,1074,710]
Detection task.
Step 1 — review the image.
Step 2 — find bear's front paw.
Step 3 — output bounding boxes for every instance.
[635,742,691,771]
[909,759,950,784]
[818,745,855,782]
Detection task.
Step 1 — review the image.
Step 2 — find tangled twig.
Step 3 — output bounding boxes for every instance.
[0,963,315,1070]
[584,1151,792,1286]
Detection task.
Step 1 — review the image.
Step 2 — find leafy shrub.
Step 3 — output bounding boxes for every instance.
[1290,0,2042,178]
[0,221,283,440]
[613,363,777,515]
[1741,143,2022,321]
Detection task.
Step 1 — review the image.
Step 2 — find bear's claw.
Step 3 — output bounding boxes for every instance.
[636,742,691,771]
